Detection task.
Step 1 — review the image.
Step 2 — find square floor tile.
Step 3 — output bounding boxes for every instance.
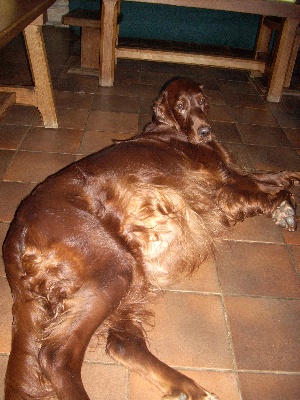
[237,124,292,147]
[283,228,300,245]
[54,90,93,110]
[148,292,233,369]
[247,145,300,171]
[82,363,127,400]
[86,111,139,134]
[3,151,75,183]
[288,245,300,274]
[167,256,220,294]
[216,242,300,298]
[91,94,140,114]
[221,143,253,170]
[208,105,235,123]
[219,81,258,95]
[204,89,226,105]
[225,296,300,371]
[0,105,40,126]
[0,151,14,179]
[229,107,279,127]
[238,372,300,400]
[272,111,300,129]
[211,121,242,144]
[79,131,134,155]
[20,127,83,154]
[0,356,8,400]
[55,73,100,94]
[226,215,284,243]
[0,278,12,354]
[0,125,29,150]
[0,182,35,222]
[53,108,89,130]
[283,128,300,148]
[222,92,266,109]
[0,223,9,277]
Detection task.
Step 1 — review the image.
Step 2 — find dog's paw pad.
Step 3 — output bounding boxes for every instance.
[272,201,296,231]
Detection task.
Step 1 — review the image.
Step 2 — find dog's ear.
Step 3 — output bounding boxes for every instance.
[153,92,180,130]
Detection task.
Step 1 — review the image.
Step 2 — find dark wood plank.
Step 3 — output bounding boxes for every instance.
[0,0,56,48]
[136,0,300,18]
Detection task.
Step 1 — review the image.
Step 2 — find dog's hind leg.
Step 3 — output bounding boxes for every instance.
[5,298,54,400]
[38,264,132,400]
[5,262,132,400]
[106,321,219,400]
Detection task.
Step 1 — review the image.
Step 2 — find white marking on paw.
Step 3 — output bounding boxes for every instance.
[272,200,296,232]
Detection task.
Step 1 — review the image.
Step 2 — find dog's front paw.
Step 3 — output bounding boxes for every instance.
[163,390,219,400]
[272,200,296,231]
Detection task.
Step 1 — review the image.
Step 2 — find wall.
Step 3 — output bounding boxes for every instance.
[47,0,69,26]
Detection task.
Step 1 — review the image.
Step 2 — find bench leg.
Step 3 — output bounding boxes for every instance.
[255,16,273,56]
[267,18,299,102]
[251,16,272,78]
[23,17,58,128]
[81,27,100,69]
[99,0,119,86]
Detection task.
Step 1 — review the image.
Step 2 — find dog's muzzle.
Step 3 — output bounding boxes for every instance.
[198,126,212,142]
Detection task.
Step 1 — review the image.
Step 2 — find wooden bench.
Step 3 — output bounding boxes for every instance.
[285,25,300,88]
[254,16,300,89]
[0,0,58,128]
[62,7,122,72]
[62,9,101,70]
[99,0,300,102]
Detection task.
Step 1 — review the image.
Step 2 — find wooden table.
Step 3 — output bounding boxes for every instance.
[99,0,300,102]
[0,0,58,128]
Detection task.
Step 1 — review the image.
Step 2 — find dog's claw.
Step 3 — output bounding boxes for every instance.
[272,200,297,231]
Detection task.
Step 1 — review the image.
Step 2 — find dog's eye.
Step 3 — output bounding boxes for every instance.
[175,102,184,110]
[199,98,205,105]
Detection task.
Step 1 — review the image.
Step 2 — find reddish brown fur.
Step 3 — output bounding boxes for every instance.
[3,78,300,400]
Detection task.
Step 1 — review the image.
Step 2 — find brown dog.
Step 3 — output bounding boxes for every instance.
[3,78,300,400]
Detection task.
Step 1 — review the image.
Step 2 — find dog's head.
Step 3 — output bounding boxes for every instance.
[153,78,212,143]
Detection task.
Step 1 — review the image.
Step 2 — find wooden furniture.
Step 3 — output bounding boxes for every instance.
[99,0,300,102]
[285,25,300,88]
[63,9,101,70]
[62,5,122,73]
[0,0,58,128]
[254,16,300,89]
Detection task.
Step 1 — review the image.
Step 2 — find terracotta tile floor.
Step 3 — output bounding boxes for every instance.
[0,26,300,400]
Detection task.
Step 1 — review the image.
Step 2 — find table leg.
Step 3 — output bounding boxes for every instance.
[23,17,58,128]
[267,18,299,102]
[99,0,119,86]
[284,26,300,88]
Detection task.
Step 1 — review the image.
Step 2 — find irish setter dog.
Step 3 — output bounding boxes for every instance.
[3,78,300,400]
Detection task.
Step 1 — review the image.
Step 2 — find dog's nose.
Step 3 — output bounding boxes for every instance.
[198,126,211,137]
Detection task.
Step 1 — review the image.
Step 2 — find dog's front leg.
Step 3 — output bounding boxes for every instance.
[106,321,219,400]
[250,170,300,190]
[216,171,299,230]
